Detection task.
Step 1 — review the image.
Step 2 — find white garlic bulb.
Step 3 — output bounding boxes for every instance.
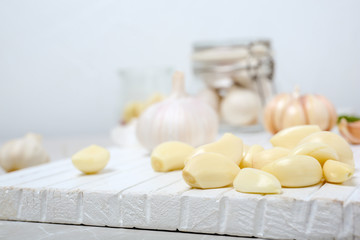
[0,133,50,172]
[136,71,219,151]
[220,87,262,126]
[233,70,252,88]
[196,88,220,111]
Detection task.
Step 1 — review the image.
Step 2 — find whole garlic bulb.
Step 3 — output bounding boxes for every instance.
[338,117,360,144]
[136,71,219,151]
[0,133,50,172]
[196,88,220,111]
[220,87,262,126]
[264,88,337,134]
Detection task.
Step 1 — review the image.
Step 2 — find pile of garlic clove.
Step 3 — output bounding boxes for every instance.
[150,125,355,194]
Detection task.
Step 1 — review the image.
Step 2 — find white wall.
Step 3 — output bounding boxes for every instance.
[1,0,359,139]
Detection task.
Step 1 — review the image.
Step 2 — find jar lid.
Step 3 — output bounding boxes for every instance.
[193,39,271,51]
[192,39,272,73]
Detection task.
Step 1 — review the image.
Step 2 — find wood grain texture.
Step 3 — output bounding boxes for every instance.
[0,146,359,240]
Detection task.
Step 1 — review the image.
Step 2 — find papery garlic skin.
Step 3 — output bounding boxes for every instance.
[270,125,321,149]
[298,131,354,167]
[0,133,50,172]
[264,89,337,134]
[323,160,354,184]
[136,71,219,151]
[262,155,322,187]
[151,141,195,172]
[183,152,240,189]
[233,168,282,194]
[190,133,243,165]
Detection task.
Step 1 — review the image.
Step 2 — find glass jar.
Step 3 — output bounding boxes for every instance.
[117,67,173,125]
[192,39,275,132]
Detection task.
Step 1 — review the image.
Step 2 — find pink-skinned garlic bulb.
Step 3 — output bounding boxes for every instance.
[136,71,219,151]
[264,88,337,134]
[338,117,360,144]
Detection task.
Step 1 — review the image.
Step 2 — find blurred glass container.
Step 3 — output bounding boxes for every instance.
[192,39,275,132]
[118,67,173,125]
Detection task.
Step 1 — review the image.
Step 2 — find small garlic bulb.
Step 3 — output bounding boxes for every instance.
[196,88,220,111]
[220,87,262,126]
[136,71,219,151]
[0,133,50,172]
[338,117,360,144]
[264,88,337,134]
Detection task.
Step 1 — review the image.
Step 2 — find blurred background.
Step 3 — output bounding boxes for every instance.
[1,0,360,139]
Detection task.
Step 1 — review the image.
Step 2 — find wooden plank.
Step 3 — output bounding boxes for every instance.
[0,145,358,239]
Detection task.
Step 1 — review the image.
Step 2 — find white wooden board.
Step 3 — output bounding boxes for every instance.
[0,145,359,240]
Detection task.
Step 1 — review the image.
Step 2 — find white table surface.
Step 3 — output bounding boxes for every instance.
[0,220,249,240]
[0,133,268,240]
[2,130,356,239]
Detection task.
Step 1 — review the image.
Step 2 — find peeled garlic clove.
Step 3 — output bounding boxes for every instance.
[240,144,264,169]
[220,87,261,126]
[123,101,146,123]
[72,145,110,174]
[122,94,164,124]
[239,144,250,167]
[242,144,250,159]
[262,155,323,187]
[233,168,282,194]
[151,141,195,172]
[252,147,290,169]
[191,133,243,165]
[270,125,321,149]
[298,131,354,167]
[290,142,339,166]
[323,160,354,184]
[145,93,165,107]
[183,152,240,189]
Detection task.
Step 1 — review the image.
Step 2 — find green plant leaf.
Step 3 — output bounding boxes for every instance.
[337,115,360,123]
